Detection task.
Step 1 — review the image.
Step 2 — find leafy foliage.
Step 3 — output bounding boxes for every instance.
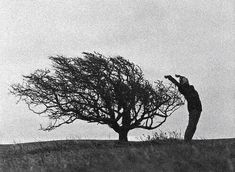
[11,52,184,141]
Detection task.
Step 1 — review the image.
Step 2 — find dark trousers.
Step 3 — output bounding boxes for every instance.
[184,109,201,141]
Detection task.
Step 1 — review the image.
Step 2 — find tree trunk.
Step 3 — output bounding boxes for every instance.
[118,130,129,142]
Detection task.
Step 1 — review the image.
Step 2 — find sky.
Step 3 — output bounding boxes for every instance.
[0,0,234,144]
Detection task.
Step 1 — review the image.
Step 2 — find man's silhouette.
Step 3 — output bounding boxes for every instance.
[164,74,202,141]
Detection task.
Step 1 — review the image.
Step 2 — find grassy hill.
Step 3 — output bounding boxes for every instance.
[0,138,234,172]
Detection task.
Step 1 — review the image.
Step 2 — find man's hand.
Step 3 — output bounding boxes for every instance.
[175,74,181,78]
[164,75,172,79]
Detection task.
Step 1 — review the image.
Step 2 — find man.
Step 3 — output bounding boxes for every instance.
[164,74,202,141]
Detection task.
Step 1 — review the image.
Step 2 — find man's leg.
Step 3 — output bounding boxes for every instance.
[184,110,201,141]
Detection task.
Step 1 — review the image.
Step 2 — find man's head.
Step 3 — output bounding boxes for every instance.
[175,74,189,85]
[179,76,189,85]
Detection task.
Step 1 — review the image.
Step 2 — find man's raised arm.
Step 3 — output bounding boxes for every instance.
[164,75,181,87]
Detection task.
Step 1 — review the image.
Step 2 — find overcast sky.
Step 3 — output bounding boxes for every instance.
[0,0,234,143]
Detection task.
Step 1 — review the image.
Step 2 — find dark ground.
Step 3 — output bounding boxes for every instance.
[0,138,234,172]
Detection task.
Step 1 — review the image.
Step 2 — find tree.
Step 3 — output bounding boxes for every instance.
[10,52,184,142]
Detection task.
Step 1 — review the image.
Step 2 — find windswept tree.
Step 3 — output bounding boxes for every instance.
[11,52,184,142]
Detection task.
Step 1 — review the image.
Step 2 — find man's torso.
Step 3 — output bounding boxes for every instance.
[179,85,202,112]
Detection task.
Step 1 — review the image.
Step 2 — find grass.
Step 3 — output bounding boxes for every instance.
[0,135,234,172]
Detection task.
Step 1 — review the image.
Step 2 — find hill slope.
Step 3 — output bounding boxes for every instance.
[0,139,234,172]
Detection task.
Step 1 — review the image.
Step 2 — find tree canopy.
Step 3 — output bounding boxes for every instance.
[11,52,184,141]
